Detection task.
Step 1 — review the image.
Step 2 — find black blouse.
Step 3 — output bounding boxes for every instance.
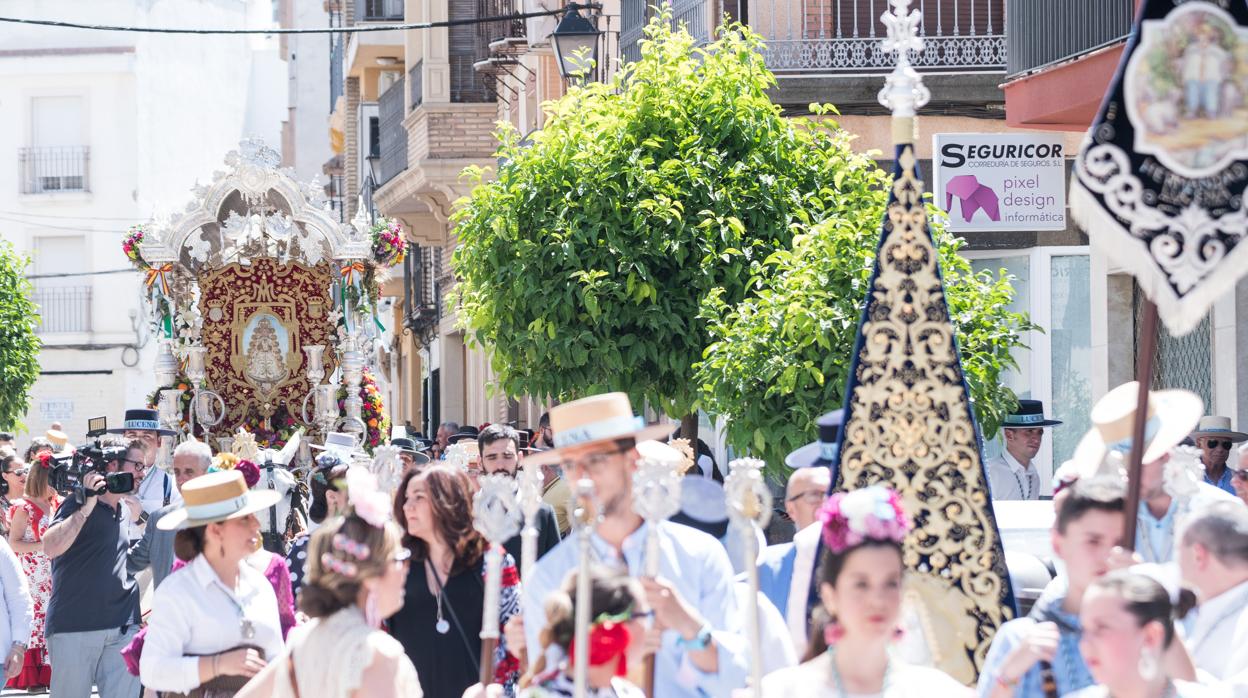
[388,557,485,698]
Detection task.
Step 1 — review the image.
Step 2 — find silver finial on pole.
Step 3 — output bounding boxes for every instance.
[878,0,930,138]
[517,458,545,584]
[725,457,773,697]
[631,442,683,696]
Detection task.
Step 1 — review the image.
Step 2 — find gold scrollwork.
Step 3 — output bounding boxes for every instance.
[837,145,1013,684]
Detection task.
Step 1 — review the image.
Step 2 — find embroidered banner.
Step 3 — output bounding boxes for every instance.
[1072,0,1248,336]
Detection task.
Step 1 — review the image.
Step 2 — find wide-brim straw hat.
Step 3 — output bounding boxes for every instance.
[157,470,281,530]
[524,392,675,467]
[1067,381,1203,480]
[1189,416,1248,443]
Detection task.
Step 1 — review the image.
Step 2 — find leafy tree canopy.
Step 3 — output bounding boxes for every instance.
[452,12,893,417]
[696,195,1034,473]
[0,241,41,432]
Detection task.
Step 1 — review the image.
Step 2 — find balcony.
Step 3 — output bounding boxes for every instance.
[753,0,1005,74]
[356,0,403,22]
[20,146,90,195]
[403,243,441,341]
[34,286,91,333]
[378,75,409,185]
[1003,0,1135,130]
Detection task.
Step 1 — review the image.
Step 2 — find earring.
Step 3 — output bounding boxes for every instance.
[892,625,906,642]
[365,588,380,629]
[1138,647,1159,681]
[823,615,844,647]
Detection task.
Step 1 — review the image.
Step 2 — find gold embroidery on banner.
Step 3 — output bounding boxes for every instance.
[837,145,1013,683]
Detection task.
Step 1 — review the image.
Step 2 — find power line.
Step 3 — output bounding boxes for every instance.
[26,269,137,279]
[0,9,564,35]
[0,209,146,221]
[0,214,129,233]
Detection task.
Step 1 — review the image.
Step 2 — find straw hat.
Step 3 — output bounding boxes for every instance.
[1067,381,1203,480]
[1189,416,1248,444]
[524,392,674,467]
[157,470,282,530]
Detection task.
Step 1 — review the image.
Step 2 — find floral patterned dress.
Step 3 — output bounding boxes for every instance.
[6,496,57,689]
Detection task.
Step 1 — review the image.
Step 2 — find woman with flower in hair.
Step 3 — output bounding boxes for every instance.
[518,565,653,697]
[5,453,59,691]
[760,486,970,696]
[237,467,422,698]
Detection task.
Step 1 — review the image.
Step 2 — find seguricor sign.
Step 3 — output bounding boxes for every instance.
[932,133,1067,232]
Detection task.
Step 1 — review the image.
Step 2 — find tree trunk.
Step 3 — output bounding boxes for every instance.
[680,413,699,450]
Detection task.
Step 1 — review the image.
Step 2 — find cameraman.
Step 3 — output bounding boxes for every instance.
[41,441,143,698]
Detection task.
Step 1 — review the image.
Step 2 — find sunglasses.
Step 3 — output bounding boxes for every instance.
[8,468,29,477]
[1205,440,1234,450]
[1233,470,1248,482]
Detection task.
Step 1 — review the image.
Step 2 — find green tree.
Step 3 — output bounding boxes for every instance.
[0,241,41,432]
[452,13,893,425]
[696,197,1034,473]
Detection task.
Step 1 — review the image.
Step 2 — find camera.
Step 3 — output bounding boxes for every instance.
[47,417,135,504]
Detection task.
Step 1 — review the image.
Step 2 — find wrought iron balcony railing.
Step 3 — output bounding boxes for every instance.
[1006,0,1134,78]
[33,285,91,333]
[752,0,1006,73]
[378,75,408,185]
[20,146,90,194]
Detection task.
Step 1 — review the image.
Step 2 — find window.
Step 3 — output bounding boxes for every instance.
[23,96,89,194]
[32,236,91,333]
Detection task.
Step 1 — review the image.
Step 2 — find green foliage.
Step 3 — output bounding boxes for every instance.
[0,242,41,432]
[696,195,1036,474]
[452,12,890,415]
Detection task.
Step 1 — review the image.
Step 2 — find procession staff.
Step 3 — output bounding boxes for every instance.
[474,473,523,685]
[723,458,771,696]
[630,440,683,695]
[520,392,748,698]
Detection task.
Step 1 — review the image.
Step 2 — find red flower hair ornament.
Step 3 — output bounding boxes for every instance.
[567,610,634,677]
[818,486,911,554]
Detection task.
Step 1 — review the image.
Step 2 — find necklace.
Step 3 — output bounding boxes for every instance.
[427,559,450,635]
[214,573,256,640]
[827,646,890,697]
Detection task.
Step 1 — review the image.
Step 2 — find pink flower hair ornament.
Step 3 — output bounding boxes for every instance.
[818,486,911,554]
[345,465,392,528]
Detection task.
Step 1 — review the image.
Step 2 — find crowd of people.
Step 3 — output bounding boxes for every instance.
[0,381,1245,698]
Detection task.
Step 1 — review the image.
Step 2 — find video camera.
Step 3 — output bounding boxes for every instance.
[48,416,136,504]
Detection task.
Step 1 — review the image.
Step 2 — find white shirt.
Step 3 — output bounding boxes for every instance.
[0,537,31,654]
[140,553,284,693]
[523,520,748,698]
[734,582,797,677]
[1184,579,1248,681]
[785,522,822,657]
[986,450,1040,501]
[138,466,183,514]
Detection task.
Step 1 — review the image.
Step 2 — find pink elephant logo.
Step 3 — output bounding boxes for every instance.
[944,174,1001,222]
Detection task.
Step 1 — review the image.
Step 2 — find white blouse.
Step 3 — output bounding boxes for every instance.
[140,553,284,693]
[0,537,31,654]
[761,652,972,698]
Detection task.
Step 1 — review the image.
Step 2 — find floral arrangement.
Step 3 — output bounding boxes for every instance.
[122,225,149,270]
[337,367,390,454]
[369,217,407,268]
[818,486,911,554]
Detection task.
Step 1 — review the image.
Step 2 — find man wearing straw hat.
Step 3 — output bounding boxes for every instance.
[1063,382,1240,564]
[518,392,748,697]
[1190,416,1247,496]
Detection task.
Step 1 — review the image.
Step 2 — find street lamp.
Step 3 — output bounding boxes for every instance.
[551,3,602,82]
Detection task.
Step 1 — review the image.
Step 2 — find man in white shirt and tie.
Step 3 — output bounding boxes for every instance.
[986,400,1062,500]
[1176,501,1248,682]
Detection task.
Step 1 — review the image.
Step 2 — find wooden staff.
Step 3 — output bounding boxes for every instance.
[472,473,522,686]
[725,457,772,697]
[631,450,683,696]
[1121,298,1159,550]
[572,478,599,698]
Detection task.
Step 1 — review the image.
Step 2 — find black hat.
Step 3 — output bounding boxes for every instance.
[107,408,176,437]
[391,437,432,465]
[784,409,844,469]
[446,425,480,445]
[1001,399,1062,428]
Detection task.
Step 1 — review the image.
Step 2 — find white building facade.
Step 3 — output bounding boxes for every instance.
[0,0,285,441]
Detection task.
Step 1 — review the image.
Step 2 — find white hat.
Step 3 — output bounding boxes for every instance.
[524,393,674,467]
[311,432,362,460]
[1067,381,1203,481]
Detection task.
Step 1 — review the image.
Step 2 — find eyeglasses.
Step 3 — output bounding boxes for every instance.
[786,490,827,506]
[1204,440,1234,450]
[8,468,29,477]
[1233,470,1248,482]
[123,459,147,470]
[561,446,631,474]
